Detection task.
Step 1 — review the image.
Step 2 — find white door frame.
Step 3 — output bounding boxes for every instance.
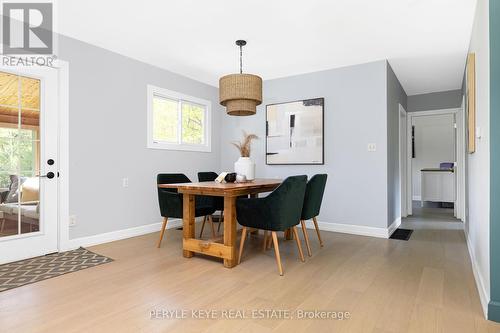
[56,60,71,251]
[399,104,408,217]
[457,97,467,221]
[404,107,466,220]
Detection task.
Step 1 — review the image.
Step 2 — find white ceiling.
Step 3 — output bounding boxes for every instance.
[58,0,477,96]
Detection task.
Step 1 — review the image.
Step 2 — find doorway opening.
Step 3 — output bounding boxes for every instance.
[399,106,466,226]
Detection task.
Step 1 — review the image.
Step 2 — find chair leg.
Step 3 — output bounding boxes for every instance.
[263,231,268,251]
[199,216,207,238]
[292,226,305,262]
[300,220,312,257]
[271,232,283,276]
[312,217,323,247]
[267,234,273,249]
[156,217,168,248]
[218,211,223,232]
[209,215,216,238]
[238,227,248,264]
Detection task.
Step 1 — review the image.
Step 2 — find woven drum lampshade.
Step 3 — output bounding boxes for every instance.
[219,73,262,116]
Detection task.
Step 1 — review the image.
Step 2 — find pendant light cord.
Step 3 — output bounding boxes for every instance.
[239,44,243,74]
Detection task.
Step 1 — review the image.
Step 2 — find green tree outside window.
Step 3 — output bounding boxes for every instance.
[0,127,36,188]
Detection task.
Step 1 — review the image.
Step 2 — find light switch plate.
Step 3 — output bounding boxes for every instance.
[122,178,129,187]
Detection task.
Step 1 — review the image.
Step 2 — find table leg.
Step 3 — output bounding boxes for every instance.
[183,193,195,258]
[223,196,237,268]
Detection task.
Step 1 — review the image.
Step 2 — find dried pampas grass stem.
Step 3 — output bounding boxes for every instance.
[231,131,259,157]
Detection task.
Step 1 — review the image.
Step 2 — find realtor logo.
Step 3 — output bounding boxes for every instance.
[2,3,53,54]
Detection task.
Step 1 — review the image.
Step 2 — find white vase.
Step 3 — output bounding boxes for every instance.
[234,157,255,181]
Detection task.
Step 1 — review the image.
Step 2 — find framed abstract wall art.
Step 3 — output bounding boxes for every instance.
[467,53,476,154]
[265,98,324,165]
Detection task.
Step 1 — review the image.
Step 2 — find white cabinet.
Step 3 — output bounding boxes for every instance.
[421,169,455,204]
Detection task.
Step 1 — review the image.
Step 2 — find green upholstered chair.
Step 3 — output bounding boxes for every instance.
[236,175,307,275]
[299,174,328,256]
[197,171,224,236]
[157,173,216,248]
[197,171,219,183]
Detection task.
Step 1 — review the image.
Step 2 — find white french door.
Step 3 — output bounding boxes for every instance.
[0,63,59,264]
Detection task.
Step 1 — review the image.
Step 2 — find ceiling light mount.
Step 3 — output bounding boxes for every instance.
[235,40,247,47]
[219,40,262,116]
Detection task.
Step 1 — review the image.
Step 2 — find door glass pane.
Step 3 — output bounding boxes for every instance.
[20,76,40,111]
[0,127,20,175]
[0,72,19,109]
[153,96,178,142]
[0,171,19,237]
[181,102,204,144]
[0,71,40,237]
[19,175,40,234]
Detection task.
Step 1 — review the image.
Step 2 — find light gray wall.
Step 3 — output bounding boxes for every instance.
[220,61,390,229]
[57,37,404,236]
[407,89,463,112]
[386,62,407,227]
[59,36,223,239]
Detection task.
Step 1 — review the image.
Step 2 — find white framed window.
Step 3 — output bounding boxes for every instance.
[147,85,211,152]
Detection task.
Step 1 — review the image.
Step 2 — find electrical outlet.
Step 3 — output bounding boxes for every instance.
[122,177,129,188]
[69,215,77,227]
[367,143,377,152]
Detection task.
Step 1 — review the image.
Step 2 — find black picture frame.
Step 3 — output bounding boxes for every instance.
[265,97,325,165]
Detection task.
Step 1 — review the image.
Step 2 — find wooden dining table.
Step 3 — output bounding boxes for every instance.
[158,178,282,268]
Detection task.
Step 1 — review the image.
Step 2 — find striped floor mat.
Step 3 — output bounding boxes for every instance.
[0,247,113,292]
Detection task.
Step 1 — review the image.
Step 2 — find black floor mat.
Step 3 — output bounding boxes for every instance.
[389,228,413,241]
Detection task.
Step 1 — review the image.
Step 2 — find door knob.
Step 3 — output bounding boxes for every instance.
[39,172,55,179]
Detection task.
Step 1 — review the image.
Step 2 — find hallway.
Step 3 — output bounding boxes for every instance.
[403,200,461,229]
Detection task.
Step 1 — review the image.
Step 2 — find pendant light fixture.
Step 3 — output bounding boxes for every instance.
[219,40,262,116]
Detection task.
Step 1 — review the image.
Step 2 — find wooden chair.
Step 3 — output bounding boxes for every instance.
[156,173,216,248]
[197,171,224,235]
[236,175,307,275]
[299,174,328,256]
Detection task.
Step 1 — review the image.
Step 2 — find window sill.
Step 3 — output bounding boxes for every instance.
[147,142,212,153]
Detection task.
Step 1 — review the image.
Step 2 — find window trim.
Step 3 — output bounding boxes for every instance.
[147,85,212,152]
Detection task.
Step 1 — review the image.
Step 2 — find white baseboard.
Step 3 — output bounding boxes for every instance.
[387,217,402,237]
[64,216,401,251]
[62,218,182,251]
[304,219,398,239]
[464,230,489,319]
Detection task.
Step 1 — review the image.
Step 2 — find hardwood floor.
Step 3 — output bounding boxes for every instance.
[0,214,499,333]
